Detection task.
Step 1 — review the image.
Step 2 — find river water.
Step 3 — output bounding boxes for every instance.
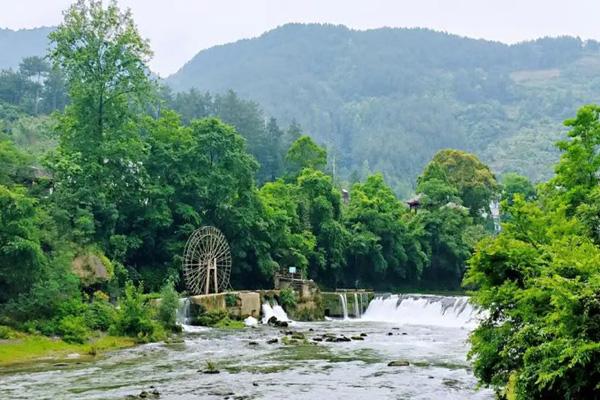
[0,295,493,400]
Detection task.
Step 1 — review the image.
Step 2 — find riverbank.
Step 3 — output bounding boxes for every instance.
[0,326,136,367]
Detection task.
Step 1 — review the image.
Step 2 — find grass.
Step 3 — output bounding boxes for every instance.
[0,328,135,367]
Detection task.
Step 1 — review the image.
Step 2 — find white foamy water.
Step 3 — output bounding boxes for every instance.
[261,301,291,324]
[362,294,481,329]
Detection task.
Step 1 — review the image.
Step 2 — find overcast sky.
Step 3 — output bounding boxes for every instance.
[2,0,600,76]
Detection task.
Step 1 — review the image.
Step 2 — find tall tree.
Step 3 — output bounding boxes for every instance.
[48,0,153,253]
[418,149,498,219]
[285,135,327,178]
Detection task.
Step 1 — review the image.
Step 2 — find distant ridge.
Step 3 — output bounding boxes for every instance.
[0,26,54,70]
[166,23,600,194]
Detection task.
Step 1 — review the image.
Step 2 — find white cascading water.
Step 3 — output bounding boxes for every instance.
[176,297,192,325]
[361,294,481,329]
[261,301,291,324]
[353,292,360,318]
[337,293,349,319]
[175,297,208,333]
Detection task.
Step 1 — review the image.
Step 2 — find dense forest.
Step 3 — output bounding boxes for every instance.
[5,24,600,197]
[1,2,599,399]
[168,24,600,195]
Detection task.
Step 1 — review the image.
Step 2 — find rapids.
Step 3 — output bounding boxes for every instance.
[0,295,493,399]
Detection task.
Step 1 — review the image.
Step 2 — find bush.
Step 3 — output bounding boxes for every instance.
[85,293,116,331]
[279,288,297,310]
[157,280,179,330]
[110,281,160,342]
[224,292,238,307]
[0,325,16,339]
[58,315,90,344]
[195,310,228,326]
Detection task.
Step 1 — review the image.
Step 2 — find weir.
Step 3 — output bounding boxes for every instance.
[361,294,480,328]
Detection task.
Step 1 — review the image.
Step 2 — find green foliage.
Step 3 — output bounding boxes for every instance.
[279,288,297,310]
[57,315,90,344]
[157,280,179,330]
[224,292,238,308]
[465,105,600,399]
[110,281,161,342]
[500,172,536,205]
[0,185,44,302]
[285,135,327,177]
[85,292,116,331]
[419,149,497,218]
[194,310,244,329]
[345,173,426,288]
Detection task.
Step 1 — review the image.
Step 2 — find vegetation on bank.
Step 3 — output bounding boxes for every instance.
[0,325,135,366]
[465,105,600,399]
[0,2,598,399]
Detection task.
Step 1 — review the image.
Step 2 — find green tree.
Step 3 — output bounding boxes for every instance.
[345,173,426,288]
[285,135,327,178]
[47,0,153,254]
[418,149,497,218]
[0,186,44,303]
[500,172,536,205]
[18,56,50,114]
[552,105,600,207]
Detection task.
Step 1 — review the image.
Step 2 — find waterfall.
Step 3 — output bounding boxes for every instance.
[261,301,291,324]
[338,293,349,320]
[353,292,360,318]
[176,297,191,325]
[361,294,482,328]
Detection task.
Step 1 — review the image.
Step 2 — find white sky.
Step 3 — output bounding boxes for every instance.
[2,0,600,77]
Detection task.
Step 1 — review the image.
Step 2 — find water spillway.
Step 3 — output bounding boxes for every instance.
[337,293,349,319]
[176,297,192,325]
[261,301,291,324]
[361,294,481,328]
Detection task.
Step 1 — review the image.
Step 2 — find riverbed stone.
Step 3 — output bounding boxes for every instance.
[387,360,410,367]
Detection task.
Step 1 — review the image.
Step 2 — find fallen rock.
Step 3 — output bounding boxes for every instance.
[312,337,323,342]
[266,338,278,344]
[351,336,364,341]
[387,360,410,367]
[387,332,393,336]
[360,333,368,337]
[248,341,259,346]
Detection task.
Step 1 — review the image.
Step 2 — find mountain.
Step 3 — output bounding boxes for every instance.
[0,27,53,70]
[167,23,600,195]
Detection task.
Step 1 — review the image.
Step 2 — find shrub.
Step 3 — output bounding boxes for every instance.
[279,288,297,310]
[58,315,90,344]
[195,310,228,326]
[0,325,16,339]
[110,281,158,342]
[157,280,179,330]
[85,294,116,331]
[224,292,238,307]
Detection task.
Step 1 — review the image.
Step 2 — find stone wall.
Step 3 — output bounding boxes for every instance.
[189,291,260,318]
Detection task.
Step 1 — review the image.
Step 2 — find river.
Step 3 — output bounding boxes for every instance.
[0,295,494,399]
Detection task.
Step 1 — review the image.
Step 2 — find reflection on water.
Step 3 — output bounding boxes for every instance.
[0,319,493,400]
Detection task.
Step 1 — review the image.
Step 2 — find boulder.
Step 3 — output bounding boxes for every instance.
[387,360,410,367]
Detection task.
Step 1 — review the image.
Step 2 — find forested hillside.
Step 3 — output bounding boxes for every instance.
[168,24,600,195]
[0,27,51,70]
